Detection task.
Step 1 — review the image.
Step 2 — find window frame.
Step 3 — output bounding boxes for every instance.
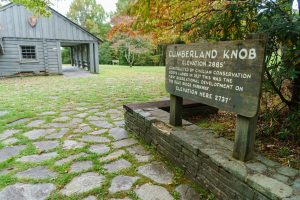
[19,45,39,63]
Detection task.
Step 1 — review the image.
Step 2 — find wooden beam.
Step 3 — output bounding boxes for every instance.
[233,115,258,161]
[169,94,183,126]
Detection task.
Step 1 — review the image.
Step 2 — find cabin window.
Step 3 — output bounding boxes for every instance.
[20,46,37,60]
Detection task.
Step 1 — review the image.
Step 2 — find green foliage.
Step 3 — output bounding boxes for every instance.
[67,0,110,39]
[99,42,113,64]
[61,47,71,64]
[111,33,153,67]
[10,0,51,16]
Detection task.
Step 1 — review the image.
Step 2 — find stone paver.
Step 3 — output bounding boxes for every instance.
[2,138,18,146]
[55,152,88,166]
[45,128,69,139]
[24,129,55,140]
[90,120,114,129]
[100,150,126,162]
[0,129,20,140]
[103,159,132,172]
[89,144,110,154]
[175,184,201,200]
[79,135,110,143]
[135,184,173,200]
[127,145,151,162]
[112,138,138,149]
[87,116,103,121]
[70,161,93,173]
[0,98,207,199]
[109,175,139,194]
[17,152,58,163]
[109,128,128,141]
[63,140,86,150]
[26,120,45,127]
[0,145,26,162]
[0,183,55,200]
[74,125,92,133]
[89,129,107,135]
[8,118,31,126]
[61,172,104,196]
[33,141,59,151]
[15,166,57,180]
[53,116,70,122]
[84,196,97,200]
[137,162,174,184]
[114,120,125,126]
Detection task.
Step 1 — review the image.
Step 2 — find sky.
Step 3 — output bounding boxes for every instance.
[51,0,118,16]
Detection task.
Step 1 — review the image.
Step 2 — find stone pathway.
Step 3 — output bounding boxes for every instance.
[0,103,203,199]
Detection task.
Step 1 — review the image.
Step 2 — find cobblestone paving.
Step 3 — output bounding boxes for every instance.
[0,103,204,200]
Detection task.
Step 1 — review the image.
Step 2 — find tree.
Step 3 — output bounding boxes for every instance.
[9,0,52,16]
[67,0,109,39]
[112,33,151,67]
[128,0,300,107]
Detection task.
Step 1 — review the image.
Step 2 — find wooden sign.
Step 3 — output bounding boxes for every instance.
[166,40,266,118]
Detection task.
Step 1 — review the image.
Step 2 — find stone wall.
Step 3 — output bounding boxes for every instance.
[124,104,299,200]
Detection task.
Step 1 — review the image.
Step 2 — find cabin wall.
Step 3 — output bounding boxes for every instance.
[0,38,60,76]
[0,4,97,42]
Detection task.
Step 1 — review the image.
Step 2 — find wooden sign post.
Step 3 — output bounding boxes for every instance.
[166,40,266,162]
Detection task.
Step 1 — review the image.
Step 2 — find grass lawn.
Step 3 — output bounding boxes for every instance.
[0,65,213,200]
[0,65,167,130]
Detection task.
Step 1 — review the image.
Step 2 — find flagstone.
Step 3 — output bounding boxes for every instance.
[112,138,138,149]
[26,120,45,127]
[63,140,86,150]
[0,183,55,200]
[8,118,31,126]
[0,145,26,162]
[79,135,110,143]
[114,120,125,127]
[175,184,201,200]
[15,166,57,180]
[45,128,69,139]
[109,128,128,141]
[109,175,139,194]
[70,161,93,173]
[33,140,59,151]
[53,116,70,122]
[74,125,92,133]
[24,129,55,140]
[87,116,102,121]
[75,113,89,118]
[137,162,174,184]
[100,150,126,162]
[0,129,20,140]
[55,152,88,166]
[135,184,173,200]
[89,144,110,154]
[17,152,58,163]
[127,145,151,162]
[2,138,18,146]
[103,159,132,172]
[89,129,107,135]
[90,120,114,129]
[61,172,104,196]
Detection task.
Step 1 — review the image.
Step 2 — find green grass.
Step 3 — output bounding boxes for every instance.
[0,65,213,199]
